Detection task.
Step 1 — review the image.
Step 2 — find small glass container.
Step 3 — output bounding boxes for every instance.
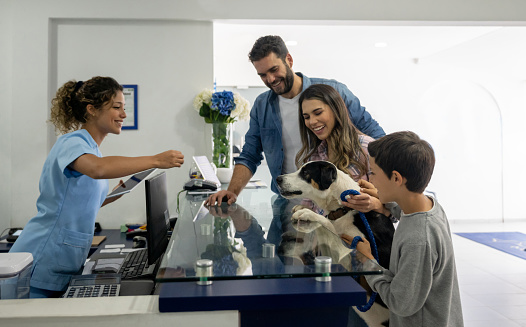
[195,259,213,285]
[188,163,203,180]
[315,256,332,282]
[262,243,275,258]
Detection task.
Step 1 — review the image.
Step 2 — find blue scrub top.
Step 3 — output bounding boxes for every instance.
[10,129,109,291]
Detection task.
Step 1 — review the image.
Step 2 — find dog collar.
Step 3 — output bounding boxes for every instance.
[326,207,351,220]
[327,189,361,220]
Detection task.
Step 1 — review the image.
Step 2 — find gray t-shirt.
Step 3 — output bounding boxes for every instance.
[364,197,464,327]
[278,94,301,174]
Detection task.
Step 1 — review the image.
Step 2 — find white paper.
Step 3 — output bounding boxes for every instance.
[105,244,125,249]
[193,156,221,187]
[100,248,121,253]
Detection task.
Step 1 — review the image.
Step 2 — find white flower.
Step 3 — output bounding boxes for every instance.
[193,88,213,112]
[193,89,250,123]
[230,92,250,122]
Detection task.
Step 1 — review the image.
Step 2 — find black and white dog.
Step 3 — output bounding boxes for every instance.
[276,161,394,327]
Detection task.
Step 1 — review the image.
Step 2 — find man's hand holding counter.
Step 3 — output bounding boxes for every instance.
[205,164,253,206]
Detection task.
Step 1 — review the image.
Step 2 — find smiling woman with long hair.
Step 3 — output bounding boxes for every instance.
[296,84,393,218]
[296,84,369,180]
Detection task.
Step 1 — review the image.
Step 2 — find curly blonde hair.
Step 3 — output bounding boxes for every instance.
[296,84,368,178]
[49,76,123,134]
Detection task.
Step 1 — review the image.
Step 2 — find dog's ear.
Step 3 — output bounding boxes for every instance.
[319,162,337,190]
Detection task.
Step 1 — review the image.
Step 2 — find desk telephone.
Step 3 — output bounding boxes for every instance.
[63,274,121,298]
[184,179,217,191]
[187,156,221,191]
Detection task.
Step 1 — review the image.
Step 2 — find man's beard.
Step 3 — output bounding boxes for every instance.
[268,65,295,95]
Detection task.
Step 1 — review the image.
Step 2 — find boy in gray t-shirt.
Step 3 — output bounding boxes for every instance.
[356,131,463,327]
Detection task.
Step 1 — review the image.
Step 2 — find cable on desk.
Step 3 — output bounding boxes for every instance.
[176,189,185,214]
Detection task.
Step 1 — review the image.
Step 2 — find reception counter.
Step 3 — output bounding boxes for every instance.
[0,295,238,327]
[0,188,382,327]
[155,189,383,326]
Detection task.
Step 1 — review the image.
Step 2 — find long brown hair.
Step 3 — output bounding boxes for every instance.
[296,84,368,178]
[49,76,123,134]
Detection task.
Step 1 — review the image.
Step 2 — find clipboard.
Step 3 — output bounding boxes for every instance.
[91,236,107,247]
[106,168,158,198]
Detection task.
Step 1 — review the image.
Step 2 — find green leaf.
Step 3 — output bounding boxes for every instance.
[199,104,211,118]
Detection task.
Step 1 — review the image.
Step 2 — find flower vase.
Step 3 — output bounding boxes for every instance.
[210,122,233,183]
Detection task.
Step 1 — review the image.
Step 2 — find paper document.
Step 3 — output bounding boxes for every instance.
[105,244,125,249]
[100,248,121,253]
[245,180,268,189]
[193,156,221,187]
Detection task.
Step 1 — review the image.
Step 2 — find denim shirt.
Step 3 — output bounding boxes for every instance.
[235,73,385,194]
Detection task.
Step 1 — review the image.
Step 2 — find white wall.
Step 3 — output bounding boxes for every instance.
[0,0,13,234]
[54,19,213,227]
[3,0,526,230]
[214,23,526,223]
[4,1,214,229]
[329,52,526,222]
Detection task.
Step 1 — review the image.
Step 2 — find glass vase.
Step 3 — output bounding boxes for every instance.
[211,122,233,169]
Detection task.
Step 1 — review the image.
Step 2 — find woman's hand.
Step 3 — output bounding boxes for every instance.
[101,180,124,207]
[155,150,184,169]
[358,179,378,198]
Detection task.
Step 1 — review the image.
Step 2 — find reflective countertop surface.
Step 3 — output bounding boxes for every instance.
[156,188,382,282]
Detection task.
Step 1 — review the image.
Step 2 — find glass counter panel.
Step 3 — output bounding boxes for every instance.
[156,189,382,282]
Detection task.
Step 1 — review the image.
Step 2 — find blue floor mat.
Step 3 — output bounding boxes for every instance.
[455,232,526,260]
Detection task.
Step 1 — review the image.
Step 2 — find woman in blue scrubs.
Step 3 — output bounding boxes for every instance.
[10,76,185,298]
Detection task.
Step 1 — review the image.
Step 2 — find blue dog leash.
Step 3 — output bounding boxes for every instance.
[340,189,378,312]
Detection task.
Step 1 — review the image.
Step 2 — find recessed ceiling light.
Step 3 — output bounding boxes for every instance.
[375,42,388,48]
[285,40,298,46]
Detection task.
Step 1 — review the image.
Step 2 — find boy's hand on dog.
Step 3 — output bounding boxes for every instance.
[342,193,378,212]
[342,179,387,214]
[356,238,375,261]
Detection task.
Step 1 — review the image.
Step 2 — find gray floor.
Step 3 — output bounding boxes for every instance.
[451,221,526,327]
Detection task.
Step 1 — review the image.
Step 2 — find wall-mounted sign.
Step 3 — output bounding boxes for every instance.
[122,84,138,130]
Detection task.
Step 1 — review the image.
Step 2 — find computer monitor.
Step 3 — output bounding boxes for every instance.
[145,171,170,266]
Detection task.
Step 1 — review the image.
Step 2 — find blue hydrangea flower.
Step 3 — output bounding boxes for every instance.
[211,91,236,116]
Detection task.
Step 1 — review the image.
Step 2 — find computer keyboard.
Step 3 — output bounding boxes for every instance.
[119,248,149,279]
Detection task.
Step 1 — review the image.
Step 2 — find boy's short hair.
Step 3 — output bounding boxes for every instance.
[368,131,435,193]
[248,35,289,63]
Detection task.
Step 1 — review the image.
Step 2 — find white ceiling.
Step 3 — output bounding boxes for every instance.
[214,22,526,86]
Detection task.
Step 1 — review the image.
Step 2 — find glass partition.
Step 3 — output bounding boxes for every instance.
[156,189,383,282]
